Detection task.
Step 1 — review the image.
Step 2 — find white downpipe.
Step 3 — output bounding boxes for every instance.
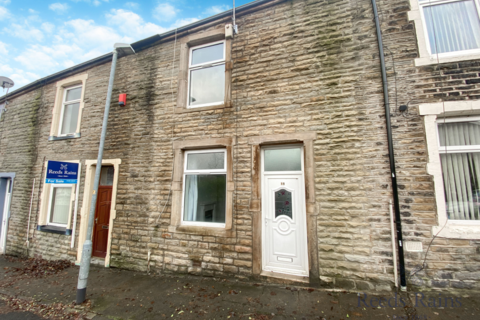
[389,200,399,288]
[26,179,35,248]
[71,163,81,248]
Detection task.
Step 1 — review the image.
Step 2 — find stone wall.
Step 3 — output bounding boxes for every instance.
[1,0,479,292]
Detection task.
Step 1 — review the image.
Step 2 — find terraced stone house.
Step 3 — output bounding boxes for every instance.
[1,0,480,292]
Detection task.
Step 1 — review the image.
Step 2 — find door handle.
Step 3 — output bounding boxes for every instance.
[95,218,98,224]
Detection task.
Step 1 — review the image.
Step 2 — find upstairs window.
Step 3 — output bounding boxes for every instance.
[438,118,480,220]
[182,149,227,227]
[420,0,480,55]
[59,85,82,136]
[188,41,225,108]
[49,74,88,141]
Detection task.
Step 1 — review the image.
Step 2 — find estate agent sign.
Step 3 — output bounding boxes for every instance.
[45,161,79,184]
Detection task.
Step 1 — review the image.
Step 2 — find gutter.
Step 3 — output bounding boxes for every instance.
[371,0,407,290]
[0,0,283,103]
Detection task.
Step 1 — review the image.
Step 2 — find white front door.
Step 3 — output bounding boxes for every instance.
[261,146,309,277]
[0,179,12,254]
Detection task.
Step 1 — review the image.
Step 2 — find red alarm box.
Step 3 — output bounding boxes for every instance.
[119,93,127,106]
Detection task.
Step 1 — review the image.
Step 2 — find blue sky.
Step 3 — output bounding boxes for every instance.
[0,0,253,90]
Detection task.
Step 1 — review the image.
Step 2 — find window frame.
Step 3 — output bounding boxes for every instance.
[46,184,74,227]
[49,74,88,141]
[58,84,82,137]
[181,148,227,228]
[420,100,480,239]
[175,27,233,113]
[187,40,226,109]
[409,0,480,66]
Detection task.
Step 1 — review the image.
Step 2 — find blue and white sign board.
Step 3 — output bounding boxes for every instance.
[45,161,79,184]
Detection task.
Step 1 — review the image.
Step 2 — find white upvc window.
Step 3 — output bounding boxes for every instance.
[181,149,227,227]
[420,100,480,239]
[47,184,74,227]
[187,40,226,109]
[409,0,480,65]
[437,117,480,221]
[58,85,82,136]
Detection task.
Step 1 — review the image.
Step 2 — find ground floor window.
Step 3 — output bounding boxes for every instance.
[438,117,480,220]
[182,149,227,226]
[47,185,73,226]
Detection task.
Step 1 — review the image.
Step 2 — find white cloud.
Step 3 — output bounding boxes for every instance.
[0,6,9,20]
[28,9,37,14]
[41,22,55,33]
[0,0,10,5]
[125,2,139,9]
[49,3,69,14]
[170,18,199,29]
[204,5,230,15]
[107,9,166,41]
[0,41,7,55]
[10,71,41,88]
[153,3,177,22]
[8,23,44,42]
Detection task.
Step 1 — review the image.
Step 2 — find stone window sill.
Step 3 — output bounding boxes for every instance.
[175,104,232,114]
[37,225,72,235]
[48,133,81,141]
[433,221,480,240]
[169,225,234,237]
[415,52,480,67]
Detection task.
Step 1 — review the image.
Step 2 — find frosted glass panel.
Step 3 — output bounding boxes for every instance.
[187,152,224,170]
[100,167,114,186]
[191,43,224,65]
[61,102,79,134]
[183,174,226,223]
[275,189,293,219]
[189,65,225,106]
[66,87,81,101]
[50,187,71,225]
[424,1,480,54]
[264,148,302,171]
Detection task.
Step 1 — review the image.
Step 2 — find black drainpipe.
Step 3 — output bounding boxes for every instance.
[371,0,407,290]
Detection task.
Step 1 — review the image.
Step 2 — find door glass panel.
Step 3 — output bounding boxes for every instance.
[275,189,292,219]
[100,167,114,186]
[50,187,71,224]
[264,148,302,171]
[191,43,224,65]
[187,152,224,170]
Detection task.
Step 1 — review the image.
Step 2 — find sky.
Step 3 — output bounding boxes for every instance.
[0,0,253,91]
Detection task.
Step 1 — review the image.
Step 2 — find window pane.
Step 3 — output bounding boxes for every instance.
[264,148,302,171]
[441,153,480,220]
[100,167,114,186]
[50,187,71,225]
[191,43,224,65]
[66,87,82,101]
[189,64,225,106]
[183,174,226,223]
[424,1,480,54]
[187,152,224,170]
[61,102,80,134]
[438,121,480,147]
[275,189,293,219]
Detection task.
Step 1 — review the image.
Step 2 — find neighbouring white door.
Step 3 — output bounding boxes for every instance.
[261,146,309,277]
[0,179,12,254]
